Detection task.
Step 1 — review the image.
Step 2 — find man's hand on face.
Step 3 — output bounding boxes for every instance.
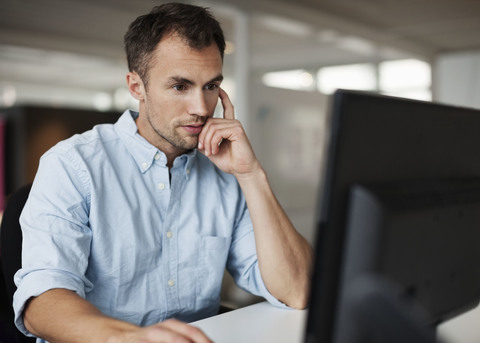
[115,319,212,343]
[197,88,261,179]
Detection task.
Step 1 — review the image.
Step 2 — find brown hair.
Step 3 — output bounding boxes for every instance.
[124,3,226,85]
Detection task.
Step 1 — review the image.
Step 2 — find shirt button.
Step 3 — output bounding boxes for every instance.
[166,231,173,239]
[154,153,160,160]
[186,169,191,175]
[167,279,175,287]
[141,162,148,170]
[158,183,166,191]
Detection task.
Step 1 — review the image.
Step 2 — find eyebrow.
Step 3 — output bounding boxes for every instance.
[168,74,224,86]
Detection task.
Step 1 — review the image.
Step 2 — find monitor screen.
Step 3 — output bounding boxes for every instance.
[305,90,480,343]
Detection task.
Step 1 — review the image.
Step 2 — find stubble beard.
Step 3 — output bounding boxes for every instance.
[146,110,200,152]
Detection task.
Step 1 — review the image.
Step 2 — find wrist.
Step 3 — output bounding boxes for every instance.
[234,161,265,183]
[235,164,272,197]
[104,323,138,343]
[87,315,138,343]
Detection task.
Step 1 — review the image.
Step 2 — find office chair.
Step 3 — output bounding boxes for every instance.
[0,183,35,343]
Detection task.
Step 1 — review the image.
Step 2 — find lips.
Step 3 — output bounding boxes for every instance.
[182,124,204,134]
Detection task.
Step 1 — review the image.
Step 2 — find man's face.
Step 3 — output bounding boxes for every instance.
[131,34,223,160]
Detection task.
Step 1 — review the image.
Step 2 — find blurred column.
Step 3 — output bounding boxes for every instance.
[435,51,480,109]
[233,9,250,134]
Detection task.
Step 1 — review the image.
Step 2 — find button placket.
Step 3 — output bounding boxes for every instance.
[162,165,182,312]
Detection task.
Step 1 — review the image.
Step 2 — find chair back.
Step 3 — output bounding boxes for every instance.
[0,184,35,343]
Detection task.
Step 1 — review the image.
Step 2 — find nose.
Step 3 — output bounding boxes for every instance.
[188,90,209,117]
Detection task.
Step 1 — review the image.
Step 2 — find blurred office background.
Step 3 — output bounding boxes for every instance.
[0,0,480,341]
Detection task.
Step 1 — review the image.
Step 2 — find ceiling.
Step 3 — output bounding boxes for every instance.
[1,0,480,108]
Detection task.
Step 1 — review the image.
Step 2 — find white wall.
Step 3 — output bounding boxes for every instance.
[434,50,480,109]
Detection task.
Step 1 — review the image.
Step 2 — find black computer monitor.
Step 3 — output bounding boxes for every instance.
[305,90,480,343]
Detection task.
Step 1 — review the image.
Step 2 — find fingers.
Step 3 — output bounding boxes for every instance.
[197,88,235,154]
[160,319,212,343]
[137,319,213,343]
[197,88,239,155]
[219,88,235,120]
[198,119,240,156]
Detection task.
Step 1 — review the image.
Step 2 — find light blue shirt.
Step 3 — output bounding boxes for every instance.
[13,110,284,340]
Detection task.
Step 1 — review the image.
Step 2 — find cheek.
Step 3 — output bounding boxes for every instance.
[206,92,220,110]
[146,91,181,116]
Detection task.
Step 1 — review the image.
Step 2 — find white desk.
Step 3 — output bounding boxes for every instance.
[192,302,307,343]
[193,300,480,343]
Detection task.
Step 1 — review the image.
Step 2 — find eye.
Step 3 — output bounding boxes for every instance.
[205,83,219,91]
[173,84,187,91]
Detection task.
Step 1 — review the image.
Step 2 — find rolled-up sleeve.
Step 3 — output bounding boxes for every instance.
[226,202,288,309]
[13,149,93,336]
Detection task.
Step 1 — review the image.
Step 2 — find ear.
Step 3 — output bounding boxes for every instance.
[126,72,146,101]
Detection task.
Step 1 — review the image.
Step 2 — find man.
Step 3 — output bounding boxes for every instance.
[13,3,312,343]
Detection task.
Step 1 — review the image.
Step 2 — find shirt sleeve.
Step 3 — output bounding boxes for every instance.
[226,197,289,309]
[13,148,93,336]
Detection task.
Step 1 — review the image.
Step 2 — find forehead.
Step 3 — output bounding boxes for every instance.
[150,34,223,76]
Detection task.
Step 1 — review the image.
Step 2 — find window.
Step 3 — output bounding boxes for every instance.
[262,59,431,101]
[317,63,376,94]
[379,59,431,100]
[262,69,315,91]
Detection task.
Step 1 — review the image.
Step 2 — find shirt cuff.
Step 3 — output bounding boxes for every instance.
[252,265,290,309]
[13,269,86,336]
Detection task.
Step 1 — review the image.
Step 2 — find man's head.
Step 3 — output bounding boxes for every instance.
[125,3,225,164]
[124,3,226,86]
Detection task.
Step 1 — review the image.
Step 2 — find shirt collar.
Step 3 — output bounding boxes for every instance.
[115,110,198,178]
[174,149,197,180]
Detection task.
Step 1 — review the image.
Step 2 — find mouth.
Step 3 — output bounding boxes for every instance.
[182,124,204,135]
